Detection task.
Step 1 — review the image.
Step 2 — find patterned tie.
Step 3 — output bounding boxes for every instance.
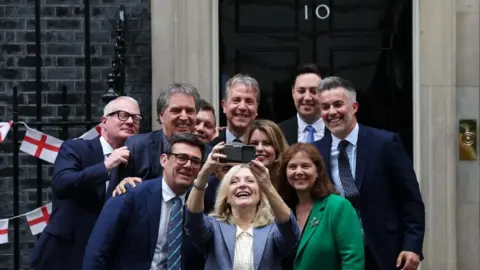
[167,197,183,270]
[305,125,315,143]
[338,140,360,208]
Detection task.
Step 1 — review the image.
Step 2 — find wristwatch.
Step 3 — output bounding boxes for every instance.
[193,179,207,190]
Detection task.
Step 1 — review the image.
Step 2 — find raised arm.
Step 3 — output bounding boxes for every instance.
[52,140,109,199]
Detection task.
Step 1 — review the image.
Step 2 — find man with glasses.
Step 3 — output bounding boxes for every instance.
[83,133,206,270]
[30,97,141,270]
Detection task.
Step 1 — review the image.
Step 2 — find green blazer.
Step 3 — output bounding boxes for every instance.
[294,194,365,270]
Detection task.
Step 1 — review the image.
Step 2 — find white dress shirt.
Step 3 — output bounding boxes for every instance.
[150,179,187,270]
[233,226,254,270]
[297,114,325,143]
[99,136,114,191]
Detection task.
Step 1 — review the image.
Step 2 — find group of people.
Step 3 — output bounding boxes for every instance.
[28,64,425,270]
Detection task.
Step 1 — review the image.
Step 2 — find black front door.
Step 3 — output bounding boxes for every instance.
[219,0,413,157]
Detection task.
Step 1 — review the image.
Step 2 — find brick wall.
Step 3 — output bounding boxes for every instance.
[0,0,152,268]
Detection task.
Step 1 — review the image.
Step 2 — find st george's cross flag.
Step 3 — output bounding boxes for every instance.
[25,203,52,235]
[0,219,8,244]
[0,121,13,143]
[79,124,102,140]
[20,127,63,164]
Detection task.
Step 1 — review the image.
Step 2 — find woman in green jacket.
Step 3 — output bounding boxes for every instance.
[279,143,364,270]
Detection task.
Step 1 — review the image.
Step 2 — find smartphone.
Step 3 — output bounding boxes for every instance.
[220,143,256,163]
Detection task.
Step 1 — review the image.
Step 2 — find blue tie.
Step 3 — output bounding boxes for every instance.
[167,197,183,270]
[338,140,360,208]
[305,125,315,143]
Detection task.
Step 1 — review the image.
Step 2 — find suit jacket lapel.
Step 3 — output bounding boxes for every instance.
[145,177,163,256]
[218,222,236,263]
[296,198,327,257]
[149,130,164,177]
[317,134,333,181]
[253,225,272,270]
[89,138,107,201]
[285,117,298,145]
[355,125,368,190]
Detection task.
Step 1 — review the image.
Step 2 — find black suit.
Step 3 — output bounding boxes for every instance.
[278,116,330,145]
[209,129,227,146]
[313,125,425,270]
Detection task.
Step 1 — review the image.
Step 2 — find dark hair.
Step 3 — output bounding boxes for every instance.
[198,98,216,115]
[318,76,357,97]
[292,63,323,86]
[278,143,338,205]
[156,83,201,117]
[165,132,207,161]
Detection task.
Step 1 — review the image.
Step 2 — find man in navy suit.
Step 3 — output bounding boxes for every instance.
[312,76,425,270]
[108,83,206,196]
[83,133,206,270]
[29,96,142,270]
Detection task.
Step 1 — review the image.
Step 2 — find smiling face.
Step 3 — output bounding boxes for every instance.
[102,98,141,143]
[227,167,260,209]
[160,142,202,194]
[292,73,322,122]
[159,93,197,138]
[194,109,216,143]
[319,87,358,139]
[248,129,276,167]
[286,151,319,192]
[222,84,258,133]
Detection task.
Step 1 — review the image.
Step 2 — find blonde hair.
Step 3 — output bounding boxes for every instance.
[243,119,289,188]
[209,164,274,227]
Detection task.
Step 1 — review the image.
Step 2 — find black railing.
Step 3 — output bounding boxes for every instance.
[103,5,127,104]
[7,4,127,270]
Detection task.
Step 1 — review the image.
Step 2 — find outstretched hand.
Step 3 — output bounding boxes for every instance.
[249,159,272,190]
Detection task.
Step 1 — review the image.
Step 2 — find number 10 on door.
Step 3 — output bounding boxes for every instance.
[304,4,330,20]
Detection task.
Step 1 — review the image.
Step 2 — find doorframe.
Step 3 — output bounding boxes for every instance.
[210,0,422,185]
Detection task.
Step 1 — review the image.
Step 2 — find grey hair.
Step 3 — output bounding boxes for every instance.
[103,96,140,116]
[223,73,261,103]
[318,76,357,102]
[156,83,201,116]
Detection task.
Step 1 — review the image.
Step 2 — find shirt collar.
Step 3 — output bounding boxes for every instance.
[236,225,253,237]
[297,114,324,133]
[331,123,359,148]
[226,128,244,143]
[99,136,114,156]
[161,178,186,204]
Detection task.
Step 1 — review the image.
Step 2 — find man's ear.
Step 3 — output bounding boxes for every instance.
[221,99,227,114]
[160,153,168,168]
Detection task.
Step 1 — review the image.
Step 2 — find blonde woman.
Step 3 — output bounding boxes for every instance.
[185,143,301,270]
[244,119,289,189]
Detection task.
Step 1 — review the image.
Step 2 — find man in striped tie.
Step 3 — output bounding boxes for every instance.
[83,133,207,270]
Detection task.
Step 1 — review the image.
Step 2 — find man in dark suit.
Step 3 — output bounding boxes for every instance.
[108,83,204,196]
[83,133,206,270]
[210,73,260,146]
[312,76,425,270]
[279,64,328,145]
[29,97,142,270]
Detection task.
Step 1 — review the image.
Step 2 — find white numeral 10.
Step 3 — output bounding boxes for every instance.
[304,4,330,20]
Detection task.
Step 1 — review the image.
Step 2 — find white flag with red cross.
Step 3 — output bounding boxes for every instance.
[79,124,102,140]
[0,219,8,244]
[25,203,52,235]
[20,126,63,164]
[0,121,13,143]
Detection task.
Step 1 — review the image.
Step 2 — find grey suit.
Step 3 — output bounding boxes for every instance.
[185,209,301,270]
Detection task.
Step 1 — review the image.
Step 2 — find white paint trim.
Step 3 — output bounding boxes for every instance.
[211,0,220,125]
[412,0,421,187]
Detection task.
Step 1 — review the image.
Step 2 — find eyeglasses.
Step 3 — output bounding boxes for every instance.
[108,110,143,124]
[169,153,202,168]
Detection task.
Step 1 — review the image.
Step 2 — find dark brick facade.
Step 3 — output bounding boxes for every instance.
[0,0,152,268]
